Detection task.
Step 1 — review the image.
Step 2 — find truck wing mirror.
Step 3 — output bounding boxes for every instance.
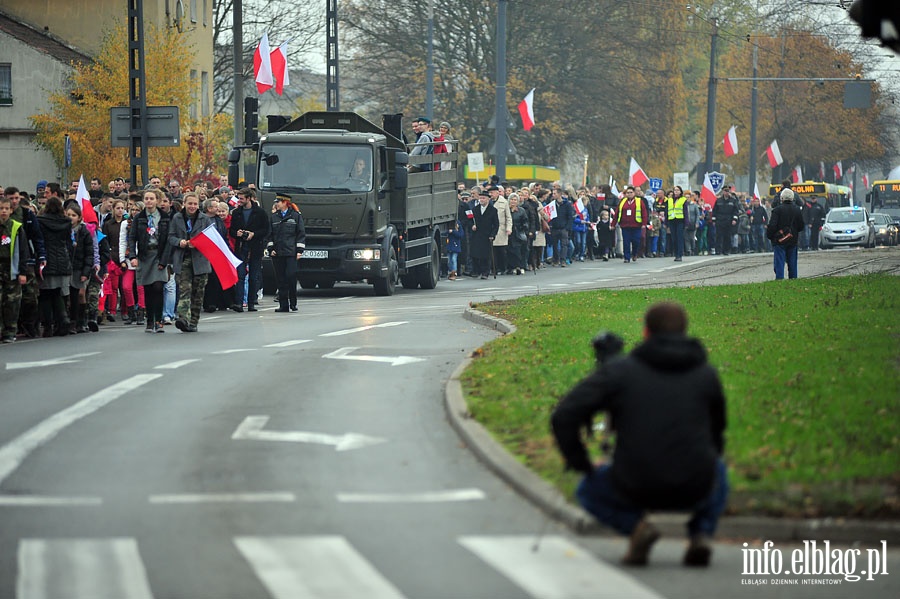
[262,153,280,166]
[227,149,241,187]
[394,151,409,190]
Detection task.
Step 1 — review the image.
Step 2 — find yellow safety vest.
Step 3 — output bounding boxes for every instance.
[618,198,642,223]
[667,196,686,220]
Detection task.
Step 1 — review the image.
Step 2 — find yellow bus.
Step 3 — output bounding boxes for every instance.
[767,181,851,209]
[866,180,900,220]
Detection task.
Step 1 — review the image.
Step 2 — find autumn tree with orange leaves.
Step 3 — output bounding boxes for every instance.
[30,22,230,188]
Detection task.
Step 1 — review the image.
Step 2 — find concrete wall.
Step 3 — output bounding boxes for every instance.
[0,27,71,189]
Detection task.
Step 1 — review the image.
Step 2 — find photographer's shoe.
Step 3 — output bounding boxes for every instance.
[621,519,660,566]
[683,534,712,567]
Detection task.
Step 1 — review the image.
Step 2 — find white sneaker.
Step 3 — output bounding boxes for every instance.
[163,316,173,324]
[257,289,263,300]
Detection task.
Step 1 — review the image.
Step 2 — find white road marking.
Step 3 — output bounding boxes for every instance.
[319,321,408,337]
[263,340,312,348]
[0,495,102,506]
[148,492,296,504]
[474,287,504,291]
[232,416,387,451]
[211,348,259,354]
[234,536,407,599]
[458,535,665,599]
[154,359,201,369]
[322,347,425,367]
[336,489,486,503]
[17,538,153,599]
[6,352,102,371]
[0,374,162,486]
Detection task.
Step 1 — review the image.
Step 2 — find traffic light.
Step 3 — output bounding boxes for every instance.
[244,96,259,145]
[849,1,900,54]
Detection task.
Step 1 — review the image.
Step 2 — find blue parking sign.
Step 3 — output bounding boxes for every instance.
[708,172,725,194]
[648,178,663,192]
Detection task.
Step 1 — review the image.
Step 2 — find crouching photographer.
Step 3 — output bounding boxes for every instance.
[550,301,728,567]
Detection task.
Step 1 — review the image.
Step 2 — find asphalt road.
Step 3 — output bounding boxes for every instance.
[1,247,898,599]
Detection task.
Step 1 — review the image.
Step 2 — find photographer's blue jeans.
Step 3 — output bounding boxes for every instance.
[773,245,798,279]
[576,459,729,536]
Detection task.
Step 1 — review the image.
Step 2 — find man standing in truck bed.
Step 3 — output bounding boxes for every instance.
[408,117,435,172]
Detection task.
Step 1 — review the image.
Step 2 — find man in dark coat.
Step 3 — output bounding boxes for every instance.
[267,194,306,312]
[551,302,728,567]
[766,188,805,279]
[229,187,270,311]
[469,190,499,279]
[711,186,740,255]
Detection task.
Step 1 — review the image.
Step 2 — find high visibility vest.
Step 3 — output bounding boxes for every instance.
[618,198,642,223]
[667,196,687,220]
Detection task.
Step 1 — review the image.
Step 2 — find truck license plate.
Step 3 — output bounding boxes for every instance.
[302,250,328,259]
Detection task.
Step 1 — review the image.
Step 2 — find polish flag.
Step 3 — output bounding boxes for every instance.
[629,158,649,187]
[723,125,738,157]
[700,173,718,209]
[766,140,783,168]
[270,41,290,96]
[191,224,243,289]
[791,165,803,184]
[465,209,474,219]
[542,201,557,221]
[819,161,826,180]
[611,180,620,198]
[753,182,761,200]
[574,198,586,215]
[833,161,843,180]
[75,175,98,225]
[518,88,535,131]
[863,173,869,189]
[253,33,274,95]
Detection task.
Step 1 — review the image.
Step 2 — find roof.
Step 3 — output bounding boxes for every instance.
[0,10,91,65]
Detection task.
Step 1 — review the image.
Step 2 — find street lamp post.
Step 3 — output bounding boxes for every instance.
[494,0,508,181]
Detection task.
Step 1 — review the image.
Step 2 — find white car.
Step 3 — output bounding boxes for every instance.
[820,207,875,249]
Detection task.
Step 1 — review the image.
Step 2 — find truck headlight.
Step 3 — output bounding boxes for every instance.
[352,249,381,260]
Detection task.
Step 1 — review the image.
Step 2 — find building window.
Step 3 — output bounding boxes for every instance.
[201,71,209,117]
[189,69,197,119]
[190,0,197,24]
[203,0,207,26]
[0,64,12,106]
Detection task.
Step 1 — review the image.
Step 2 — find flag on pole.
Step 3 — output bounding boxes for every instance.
[833,161,843,180]
[190,224,243,289]
[629,158,649,187]
[75,175,98,225]
[819,161,826,180]
[723,125,738,157]
[253,32,274,95]
[269,41,290,96]
[766,140,783,168]
[863,173,869,189]
[753,182,761,200]
[700,173,718,208]
[518,88,535,131]
[542,201,557,221]
[791,165,803,184]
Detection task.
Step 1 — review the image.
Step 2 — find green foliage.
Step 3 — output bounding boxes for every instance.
[462,274,900,516]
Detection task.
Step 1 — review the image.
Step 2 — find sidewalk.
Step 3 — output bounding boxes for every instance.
[447,307,900,545]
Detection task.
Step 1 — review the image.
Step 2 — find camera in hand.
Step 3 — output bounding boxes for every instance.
[240,231,251,240]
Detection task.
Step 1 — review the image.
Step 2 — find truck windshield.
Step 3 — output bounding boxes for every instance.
[259,143,374,193]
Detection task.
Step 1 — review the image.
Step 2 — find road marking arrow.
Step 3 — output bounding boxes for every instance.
[231,416,387,451]
[322,347,425,367]
[319,321,408,337]
[5,352,101,371]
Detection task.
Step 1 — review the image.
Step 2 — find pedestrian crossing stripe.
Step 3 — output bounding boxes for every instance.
[15,535,663,599]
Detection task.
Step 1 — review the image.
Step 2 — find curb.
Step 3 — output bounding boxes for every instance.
[448,306,900,545]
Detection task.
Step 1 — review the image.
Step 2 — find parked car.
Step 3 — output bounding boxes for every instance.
[871,213,899,246]
[819,207,875,249]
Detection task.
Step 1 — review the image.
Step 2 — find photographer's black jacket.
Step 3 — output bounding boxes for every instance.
[551,334,726,510]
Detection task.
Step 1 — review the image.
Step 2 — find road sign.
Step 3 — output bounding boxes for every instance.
[468,152,485,174]
[673,172,690,189]
[110,106,181,147]
[648,178,663,192]
[708,171,725,194]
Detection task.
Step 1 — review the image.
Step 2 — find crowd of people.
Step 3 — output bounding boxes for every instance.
[0,175,305,344]
[445,176,815,280]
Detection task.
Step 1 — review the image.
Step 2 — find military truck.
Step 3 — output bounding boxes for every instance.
[227,112,457,296]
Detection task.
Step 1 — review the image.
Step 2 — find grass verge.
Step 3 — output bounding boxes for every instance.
[460,273,900,518]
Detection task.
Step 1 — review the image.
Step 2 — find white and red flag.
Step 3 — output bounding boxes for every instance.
[723,125,738,157]
[574,198,586,215]
[518,88,535,131]
[629,158,649,187]
[542,201,557,221]
[833,161,843,180]
[700,173,718,208]
[819,161,826,180]
[253,32,274,95]
[465,209,474,220]
[791,165,803,184]
[753,182,761,200]
[863,173,869,189]
[75,175,98,225]
[191,224,243,289]
[766,140,783,168]
[270,41,290,96]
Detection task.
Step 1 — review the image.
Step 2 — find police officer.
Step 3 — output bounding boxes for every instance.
[711,185,740,255]
[267,194,306,312]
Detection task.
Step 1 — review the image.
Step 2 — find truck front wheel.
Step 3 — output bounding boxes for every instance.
[373,248,398,296]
